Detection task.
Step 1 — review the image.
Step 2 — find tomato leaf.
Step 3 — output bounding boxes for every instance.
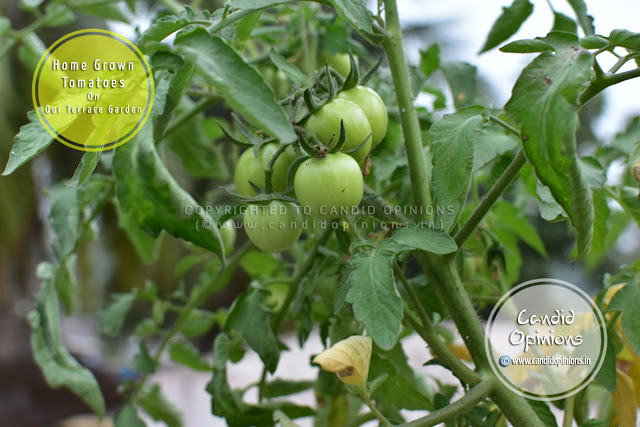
[114,403,145,427]
[137,6,204,52]
[595,331,617,392]
[2,110,53,176]
[261,379,314,399]
[169,340,212,371]
[552,11,577,35]
[480,0,534,53]
[489,201,547,257]
[100,292,136,338]
[440,61,478,108]
[344,239,403,350]
[269,48,308,86]
[566,0,595,36]
[327,0,373,37]
[609,29,640,52]
[114,199,158,265]
[505,33,594,260]
[391,226,458,254]
[607,282,640,357]
[139,384,182,427]
[175,28,296,143]
[429,106,485,232]
[225,288,280,373]
[77,3,130,23]
[500,39,554,53]
[66,152,100,188]
[114,403,146,427]
[113,121,225,260]
[28,263,105,417]
[368,343,433,413]
[419,43,440,79]
[527,400,558,427]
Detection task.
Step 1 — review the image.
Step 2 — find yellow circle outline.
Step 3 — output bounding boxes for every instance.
[32,29,154,152]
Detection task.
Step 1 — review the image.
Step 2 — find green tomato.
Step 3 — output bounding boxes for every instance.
[305,99,372,163]
[234,143,297,197]
[219,219,237,254]
[293,152,364,219]
[321,52,352,78]
[243,200,302,252]
[337,86,388,148]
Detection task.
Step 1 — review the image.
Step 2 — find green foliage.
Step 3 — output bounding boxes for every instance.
[480,0,534,53]
[5,1,640,426]
[506,33,594,260]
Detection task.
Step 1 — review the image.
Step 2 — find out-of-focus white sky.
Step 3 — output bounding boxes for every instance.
[394,0,640,140]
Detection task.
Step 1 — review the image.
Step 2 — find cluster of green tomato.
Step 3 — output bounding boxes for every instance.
[230,61,388,253]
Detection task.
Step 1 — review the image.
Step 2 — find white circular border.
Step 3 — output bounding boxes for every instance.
[485,278,607,401]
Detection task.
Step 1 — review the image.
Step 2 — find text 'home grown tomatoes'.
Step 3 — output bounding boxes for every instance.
[234,143,297,197]
[337,86,388,148]
[293,152,364,219]
[243,200,302,252]
[304,99,372,164]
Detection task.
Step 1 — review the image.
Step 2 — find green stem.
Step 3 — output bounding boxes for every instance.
[347,411,377,427]
[208,8,256,34]
[264,143,292,194]
[489,115,522,138]
[402,380,493,427]
[417,253,489,369]
[563,395,575,427]
[164,98,216,137]
[490,383,545,427]
[454,150,527,251]
[608,53,639,74]
[394,262,480,385]
[381,0,433,222]
[361,391,392,427]
[579,67,640,106]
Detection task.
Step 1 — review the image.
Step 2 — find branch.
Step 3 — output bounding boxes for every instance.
[395,262,480,385]
[454,150,527,250]
[381,0,433,222]
[579,67,640,106]
[402,381,493,427]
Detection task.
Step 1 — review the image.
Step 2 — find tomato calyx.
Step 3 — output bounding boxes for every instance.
[222,185,298,206]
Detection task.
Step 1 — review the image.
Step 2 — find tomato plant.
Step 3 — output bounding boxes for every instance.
[2,1,640,427]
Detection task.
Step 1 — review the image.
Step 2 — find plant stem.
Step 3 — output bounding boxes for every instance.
[381,0,433,222]
[563,395,575,427]
[579,67,640,106]
[264,143,292,194]
[361,391,392,427]
[394,262,480,385]
[454,150,527,251]
[489,115,521,138]
[164,98,216,137]
[417,253,489,369]
[402,380,493,427]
